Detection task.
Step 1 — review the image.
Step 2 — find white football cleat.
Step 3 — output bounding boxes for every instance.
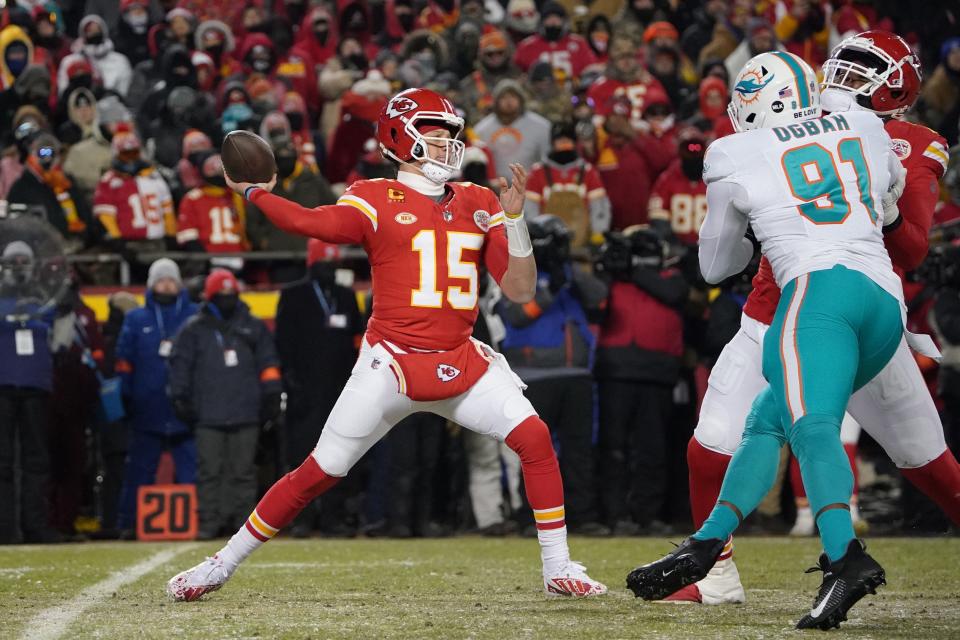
[662,557,746,605]
[544,561,608,597]
[166,555,231,602]
[790,506,816,537]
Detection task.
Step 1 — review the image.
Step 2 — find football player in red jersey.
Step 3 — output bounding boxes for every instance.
[167,88,608,601]
[176,151,249,254]
[667,31,960,606]
[648,128,708,247]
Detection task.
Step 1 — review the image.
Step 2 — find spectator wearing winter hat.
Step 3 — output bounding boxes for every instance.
[684,75,730,139]
[643,21,698,106]
[459,29,521,126]
[61,88,113,208]
[318,36,368,135]
[176,128,213,197]
[377,0,417,52]
[7,134,93,245]
[585,15,612,63]
[113,0,155,67]
[115,258,198,534]
[723,16,783,89]
[514,1,596,83]
[6,64,53,130]
[504,0,538,41]
[275,239,363,536]
[632,90,679,183]
[325,70,391,183]
[525,121,611,248]
[177,151,249,254]
[0,120,40,200]
[194,19,243,82]
[74,15,133,97]
[345,137,397,185]
[680,0,729,64]
[280,92,321,171]
[920,37,960,146]
[594,94,653,230]
[295,6,338,66]
[0,25,37,91]
[138,44,198,136]
[474,79,551,178]
[526,60,573,125]
[262,16,320,118]
[32,4,72,62]
[168,269,281,539]
[93,130,176,273]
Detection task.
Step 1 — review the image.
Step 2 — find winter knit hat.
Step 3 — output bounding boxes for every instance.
[204,268,240,298]
[147,258,182,289]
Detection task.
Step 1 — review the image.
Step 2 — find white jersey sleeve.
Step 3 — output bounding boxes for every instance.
[698,140,754,284]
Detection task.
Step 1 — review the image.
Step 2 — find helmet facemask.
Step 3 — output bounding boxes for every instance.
[407,115,465,184]
[822,45,914,117]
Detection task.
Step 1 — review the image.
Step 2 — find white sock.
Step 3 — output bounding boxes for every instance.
[538,526,570,576]
[850,500,861,522]
[217,526,263,575]
[796,505,813,521]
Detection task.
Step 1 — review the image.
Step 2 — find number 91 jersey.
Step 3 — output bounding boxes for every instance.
[704,109,903,302]
[338,178,510,351]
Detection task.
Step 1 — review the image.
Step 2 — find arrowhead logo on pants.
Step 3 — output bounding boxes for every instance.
[436,364,461,382]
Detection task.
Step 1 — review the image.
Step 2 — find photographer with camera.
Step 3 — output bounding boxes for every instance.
[594,225,689,535]
[496,214,609,535]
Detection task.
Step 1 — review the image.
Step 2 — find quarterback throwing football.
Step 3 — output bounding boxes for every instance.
[166,88,607,601]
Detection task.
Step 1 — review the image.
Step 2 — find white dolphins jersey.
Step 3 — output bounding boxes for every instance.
[703,110,904,303]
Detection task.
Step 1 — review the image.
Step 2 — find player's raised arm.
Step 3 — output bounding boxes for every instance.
[225,172,368,244]
[496,163,537,303]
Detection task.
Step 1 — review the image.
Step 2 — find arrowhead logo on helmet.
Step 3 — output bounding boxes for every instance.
[385,96,419,119]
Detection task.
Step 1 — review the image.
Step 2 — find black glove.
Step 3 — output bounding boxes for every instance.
[172,398,196,427]
[259,391,283,424]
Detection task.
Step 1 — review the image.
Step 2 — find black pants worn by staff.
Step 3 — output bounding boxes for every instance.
[0,387,53,543]
[195,424,260,537]
[524,375,600,526]
[598,379,675,527]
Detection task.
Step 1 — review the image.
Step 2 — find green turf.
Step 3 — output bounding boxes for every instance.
[1,537,958,639]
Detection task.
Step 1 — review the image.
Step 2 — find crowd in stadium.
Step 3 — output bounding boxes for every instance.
[0,0,959,544]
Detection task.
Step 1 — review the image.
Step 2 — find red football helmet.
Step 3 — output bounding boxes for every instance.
[821,30,922,117]
[377,88,465,177]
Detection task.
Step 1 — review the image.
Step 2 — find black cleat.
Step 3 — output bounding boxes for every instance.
[626,536,726,600]
[796,539,886,630]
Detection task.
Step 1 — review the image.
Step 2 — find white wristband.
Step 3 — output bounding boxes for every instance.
[503,212,533,258]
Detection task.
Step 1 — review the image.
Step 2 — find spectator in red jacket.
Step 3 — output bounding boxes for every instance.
[514,1,596,83]
[177,151,248,255]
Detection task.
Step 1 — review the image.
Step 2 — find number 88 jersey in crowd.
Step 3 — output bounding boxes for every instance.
[704,108,903,302]
[337,177,510,351]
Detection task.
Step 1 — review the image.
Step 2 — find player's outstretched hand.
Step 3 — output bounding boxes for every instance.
[224,170,277,197]
[497,163,527,216]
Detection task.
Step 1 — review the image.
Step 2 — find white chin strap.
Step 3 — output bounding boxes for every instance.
[820,88,866,114]
[422,162,456,184]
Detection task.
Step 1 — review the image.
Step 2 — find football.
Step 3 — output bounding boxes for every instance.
[221,130,277,184]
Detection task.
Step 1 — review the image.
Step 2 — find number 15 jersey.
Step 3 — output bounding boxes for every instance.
[338,178,509,351]
[704,110,903,302]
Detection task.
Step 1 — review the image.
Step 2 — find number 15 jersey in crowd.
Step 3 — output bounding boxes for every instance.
[703,110,902,303]
[249,177,510,351]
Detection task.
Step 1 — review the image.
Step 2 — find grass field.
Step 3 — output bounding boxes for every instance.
[2,536,958,640]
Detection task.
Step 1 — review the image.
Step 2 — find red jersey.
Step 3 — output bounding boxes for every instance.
[743,119,949,325]
[92,168,174,241]
[249,178,510,351]
[514,34,597,81]
[525,161,606,211]
[588,73,667,127]
[177,186,248,252]
[649,160,707,246]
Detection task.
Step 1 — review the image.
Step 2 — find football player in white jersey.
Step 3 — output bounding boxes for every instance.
[626,51,936,630]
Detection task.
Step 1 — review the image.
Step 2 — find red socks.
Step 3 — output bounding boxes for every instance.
[245,455,340,540]
[687,437,731,529]
[506,416,566,530]
[900,449,960,526]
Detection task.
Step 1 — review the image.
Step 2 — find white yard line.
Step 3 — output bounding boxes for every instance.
[20,544,199,640]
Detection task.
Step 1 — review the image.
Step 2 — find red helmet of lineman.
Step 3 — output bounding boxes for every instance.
[821,30,922,117]
[377,88,465,183]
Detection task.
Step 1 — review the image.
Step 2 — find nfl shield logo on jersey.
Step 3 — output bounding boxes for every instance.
[891,138,912,160]
[473,210,490,232]
[436,364,461,382]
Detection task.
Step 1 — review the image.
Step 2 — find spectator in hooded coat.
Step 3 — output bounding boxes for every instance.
[75,15,133,97]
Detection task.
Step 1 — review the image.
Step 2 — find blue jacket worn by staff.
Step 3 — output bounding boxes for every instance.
[0,299,54,391]
[115,288,197,434]
[167,280,282,429]
[497,263,607,382]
